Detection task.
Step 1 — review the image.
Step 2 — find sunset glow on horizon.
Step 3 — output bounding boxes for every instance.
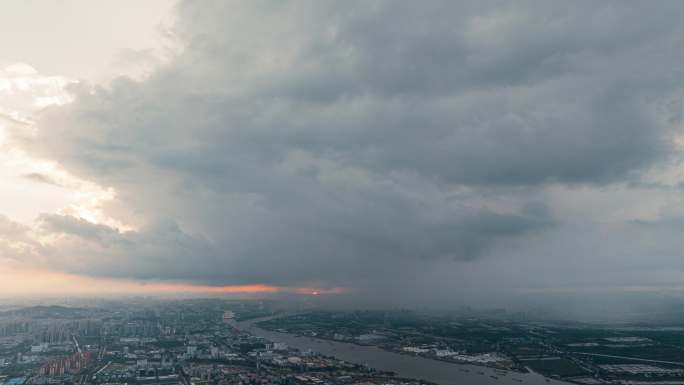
[0,266,347,298]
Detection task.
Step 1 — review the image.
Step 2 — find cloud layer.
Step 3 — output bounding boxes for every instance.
[6,1,684,302]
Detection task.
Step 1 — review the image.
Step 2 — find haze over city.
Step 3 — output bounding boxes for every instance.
[3,0,684,317]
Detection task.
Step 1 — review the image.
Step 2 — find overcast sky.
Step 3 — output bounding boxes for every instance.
[3,1,684,311]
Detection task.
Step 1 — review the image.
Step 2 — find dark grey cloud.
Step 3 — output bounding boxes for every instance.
[38,214,123,242]
[27,1,684,186]
[0,215,50,266]
[23,173,63,187]
[10,0,684,293]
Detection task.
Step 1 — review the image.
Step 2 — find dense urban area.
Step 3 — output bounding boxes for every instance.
[0,300,423,385]
[0,299,683,385]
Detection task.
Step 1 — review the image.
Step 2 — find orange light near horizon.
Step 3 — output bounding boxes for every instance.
[165,283,348,295]
[0,266,348,297]
[139,283,282,294]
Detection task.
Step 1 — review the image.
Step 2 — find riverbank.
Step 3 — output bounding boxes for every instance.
[258,325,527,374]
[233,315,571,385]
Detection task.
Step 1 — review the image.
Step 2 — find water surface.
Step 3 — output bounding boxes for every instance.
[233,317,571,385]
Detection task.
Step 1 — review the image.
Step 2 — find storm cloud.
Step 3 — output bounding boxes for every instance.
[8,0,684,299]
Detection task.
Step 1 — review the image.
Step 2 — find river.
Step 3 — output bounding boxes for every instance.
[232,316,571,385]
